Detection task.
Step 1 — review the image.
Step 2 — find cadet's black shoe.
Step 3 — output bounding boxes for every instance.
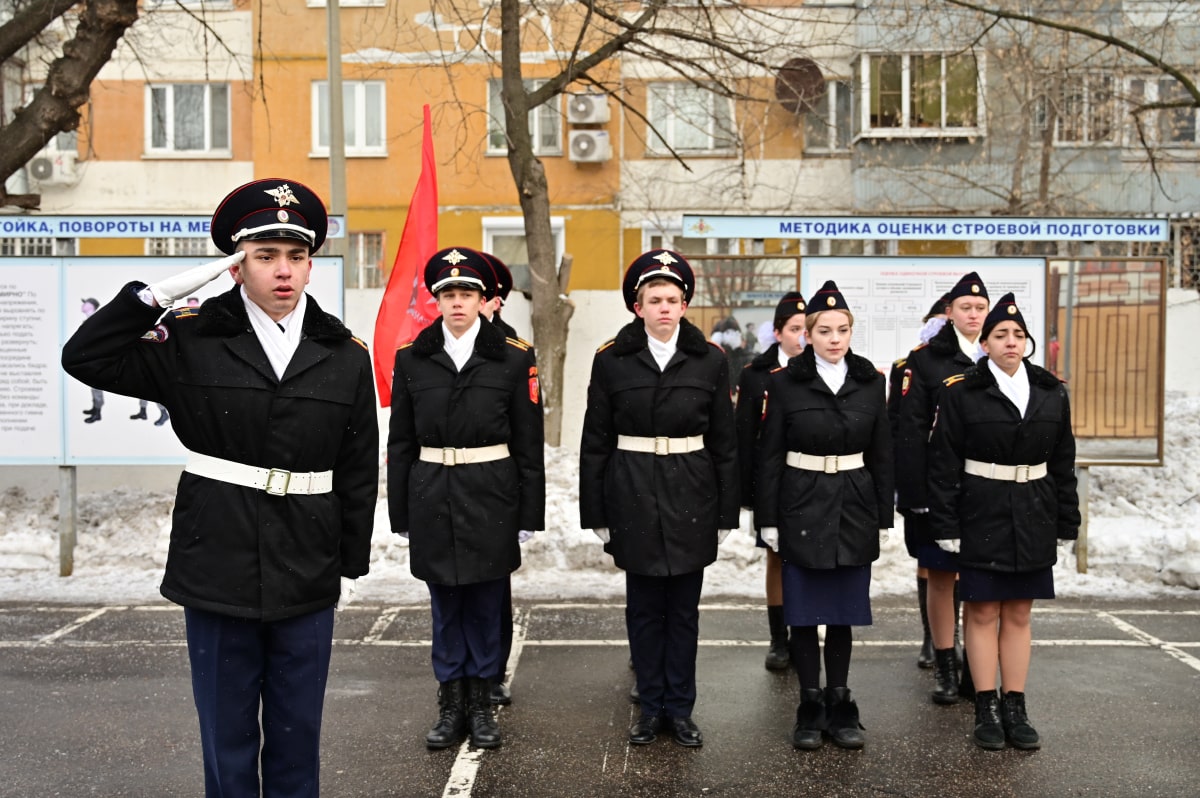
[825,687,865,749]
[83,407,98,416]
[130,409,147,420]
[1001,691,1041,750]
[765,606,790,670]
[467,677,502,749]
[792,688,827,750]
[154,409,170,426]
[973,690,1006,751]
[931,647,960,705]
[84,411,101,423]
[628,713,662,745]
[489,681,512,706]
[669,716,703,748]
[425,680,467,750]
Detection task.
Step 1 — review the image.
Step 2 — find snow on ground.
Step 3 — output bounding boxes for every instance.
[2,395,1198,605]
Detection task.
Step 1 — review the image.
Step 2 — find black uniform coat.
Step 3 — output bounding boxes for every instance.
[387,317,545,586]
[735,343,782,509]
[894,321,978,512]
[755,348,893,569]
[927,360,1080,573]
[61,283,379,622]
[579,318,739,577]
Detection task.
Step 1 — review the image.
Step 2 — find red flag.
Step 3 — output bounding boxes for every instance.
[374,104,439,406]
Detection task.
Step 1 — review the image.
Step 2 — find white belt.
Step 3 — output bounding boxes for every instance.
[964,459,1048,483]
[616,435,705,455]
[185,451,333,496]
[418,443,510,466]
[786,451,865,474]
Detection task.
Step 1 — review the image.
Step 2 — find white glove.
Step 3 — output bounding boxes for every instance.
[880,528,890,544]
[336,576,357,610]
[935,538,960,554]
[717,528,733,543]
[910,507,929,515]
[518,530,535,543]
[148,251,244,307]
[593,527,610,544]
[760,526,779,552]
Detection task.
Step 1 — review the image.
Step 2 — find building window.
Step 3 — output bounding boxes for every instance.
[1128,76,1198,147]
[147,83,230,154]
[146,238,217,257]
[487,79,561,156]
[313,81,386,156]
[855,53,982,137]
[803,79,853,153]
[646,82,736,155]
[0,237,75,256]
[1034,73,1116,145]
[482,216,565,297]
[346,231,385,289]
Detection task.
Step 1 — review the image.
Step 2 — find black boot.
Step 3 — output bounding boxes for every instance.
[792,688,826,750]
[425,680,467,750]
[931,647,960,705]
[825,687,865,750]
[84,410,101,423]
[83,406,98,416]
[765,605,790,670]
[973,689,1005,750]
[917,577,934,668]
[1001,691,1041,750]
[467,677,502,749]
[130,408,147,420]
[959,645,976,699]
[154,408,170,426]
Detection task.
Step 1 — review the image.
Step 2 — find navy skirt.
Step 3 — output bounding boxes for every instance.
[781,562,872,627]
[917,542,960,572]
[959,566,1055,602]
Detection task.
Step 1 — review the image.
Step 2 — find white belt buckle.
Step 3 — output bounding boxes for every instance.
[654,437,670,456]
[824,455,839,474]
[265,468,292,496]
[442,448,460,467]
[1014,465,1030,483]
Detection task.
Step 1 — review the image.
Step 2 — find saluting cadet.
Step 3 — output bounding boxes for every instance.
[756,281,892,751]
[62,178,379,797]
[387,246,545,751]
[887,293,949,670]
[579,249,739,748]
[735,291,807,671]
[895,271,990,705]
[927,293,1079,751]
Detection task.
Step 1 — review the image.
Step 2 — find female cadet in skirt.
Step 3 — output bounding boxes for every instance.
[927,293,1080,751]
[579,249,739,749]
[735,291,807,670]
[756,281,893,750]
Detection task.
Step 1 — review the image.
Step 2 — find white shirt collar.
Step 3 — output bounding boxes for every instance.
[646,324,680,371]
[814,351,848,394]
[442,315,482,372]
[953,324,984,362]
[988,358,1030,416]
[242,287,305,380]
[777,345,792,369]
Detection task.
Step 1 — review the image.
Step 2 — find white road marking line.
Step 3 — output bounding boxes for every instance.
[1098,611,1200,673]
[362,607,401,643]
[37,607,113,645]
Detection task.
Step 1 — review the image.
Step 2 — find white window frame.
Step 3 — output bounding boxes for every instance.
[487,79,562,157]
[646,82,737,156]
[482,216,565,295]
[1125,74,1199,149]
[803,79,853,154]
[145,237,218,257]
[855,52,985,139]
[346,231,386,289]
[311,81,387,157]
[1033,72,1119,147]
[145,83,231,156]
[0,237,75,256]
[640,221,737,255]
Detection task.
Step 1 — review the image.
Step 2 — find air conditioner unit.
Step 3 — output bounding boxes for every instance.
[28,151,78,186]
[566,93,611,125]
[568,130,612,163]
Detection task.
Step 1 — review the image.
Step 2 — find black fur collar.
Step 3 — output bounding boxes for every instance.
[927,318,962,357]
[411,315,509,361]
[787,345,879,382]
[749,342,781,371]
[610,317,711,357]
[194,286,350,340]
[962,360,1063,390]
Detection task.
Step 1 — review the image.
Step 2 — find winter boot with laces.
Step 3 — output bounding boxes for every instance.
[973,689,1005,750]
[1001,690,1041,750]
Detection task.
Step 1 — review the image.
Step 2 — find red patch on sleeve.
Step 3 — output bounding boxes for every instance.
[901,368,912,396]
[528,377,540,404]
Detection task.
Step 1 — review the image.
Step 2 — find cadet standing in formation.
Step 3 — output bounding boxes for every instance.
[928,293,1080,750]
[735,291,808,670]
[580,249,739,748]
[387,246,545,751]
[755,281,893,750]
[63,178,379,797]
[895,271,990,705]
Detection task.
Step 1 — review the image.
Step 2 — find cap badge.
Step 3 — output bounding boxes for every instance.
[450,267,461,277]
[826,296,836,307]
[797,301,805,311]
[265,184,300,208]
[651,251,678,266]
[276,210,289,223]
[971,284,980,294]
[443,249,468,266]
[1007,305,1017,315]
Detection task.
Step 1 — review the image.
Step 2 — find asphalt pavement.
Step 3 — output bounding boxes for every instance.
[1,596,1198,797]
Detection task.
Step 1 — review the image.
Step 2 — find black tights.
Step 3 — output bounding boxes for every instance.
[788,625,852,691]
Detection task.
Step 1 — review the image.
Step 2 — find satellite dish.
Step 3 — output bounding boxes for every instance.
[775,57,827,115]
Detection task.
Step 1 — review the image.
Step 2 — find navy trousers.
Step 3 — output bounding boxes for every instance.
[498,576,514,680]
[428,577,507,682]
[626,569,705,719]
[184,606,334,798]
